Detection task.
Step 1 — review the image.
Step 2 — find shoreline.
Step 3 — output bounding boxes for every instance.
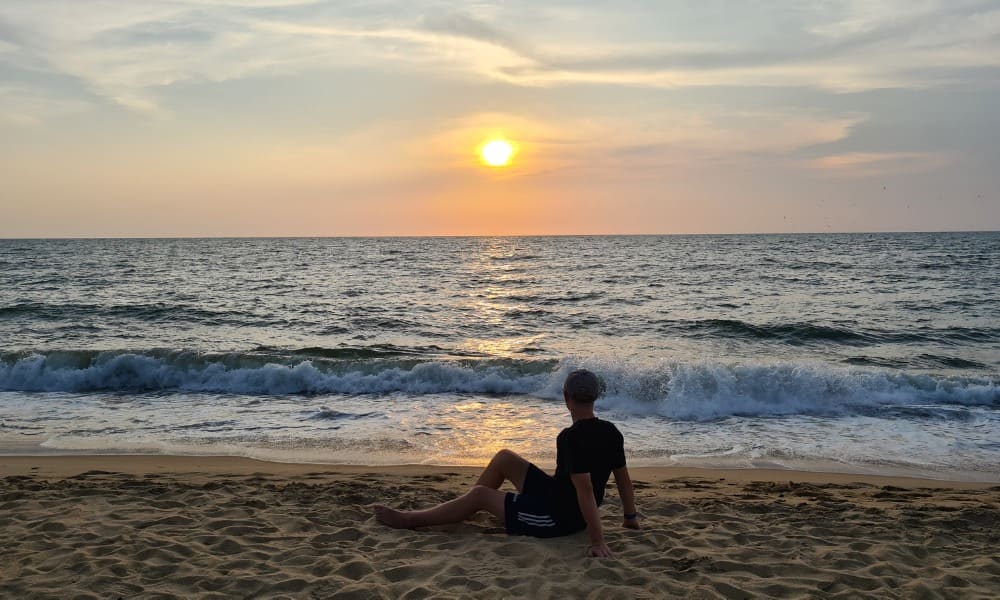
[2,454,996,489]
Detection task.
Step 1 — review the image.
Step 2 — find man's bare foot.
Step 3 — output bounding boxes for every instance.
[371,504,413,528]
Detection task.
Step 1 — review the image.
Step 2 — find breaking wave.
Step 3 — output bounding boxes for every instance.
[1,349,996,421]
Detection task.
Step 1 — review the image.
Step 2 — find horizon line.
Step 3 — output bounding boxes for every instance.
[1,229,998,241]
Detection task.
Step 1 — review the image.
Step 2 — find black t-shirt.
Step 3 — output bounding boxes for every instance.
[553,418,627,516]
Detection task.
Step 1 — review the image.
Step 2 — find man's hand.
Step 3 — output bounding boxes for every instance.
[622,516,640,530]
[587,542,614,558]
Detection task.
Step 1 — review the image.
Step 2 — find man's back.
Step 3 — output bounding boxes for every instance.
[554,417,627,509]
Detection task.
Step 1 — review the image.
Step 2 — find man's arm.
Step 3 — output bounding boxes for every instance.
[613,466,639,529]
[570,473,612,557]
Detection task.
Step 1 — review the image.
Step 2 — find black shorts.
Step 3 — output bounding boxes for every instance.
[503,463,585,538]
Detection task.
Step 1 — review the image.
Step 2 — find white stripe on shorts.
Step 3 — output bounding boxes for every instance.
[517,512,555,527]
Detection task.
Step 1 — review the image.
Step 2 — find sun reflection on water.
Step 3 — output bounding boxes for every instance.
[461,335,550,359]
[417,399,564,466]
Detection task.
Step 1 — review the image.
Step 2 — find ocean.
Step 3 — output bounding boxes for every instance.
[1,234,997,481]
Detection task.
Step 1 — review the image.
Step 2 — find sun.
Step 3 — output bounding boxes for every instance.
[479,139,515,167]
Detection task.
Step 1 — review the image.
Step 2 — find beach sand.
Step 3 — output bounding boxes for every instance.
[2,456,999,599]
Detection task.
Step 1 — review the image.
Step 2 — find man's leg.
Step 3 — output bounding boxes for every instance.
[476,449,531,491]
[373,485,506,529]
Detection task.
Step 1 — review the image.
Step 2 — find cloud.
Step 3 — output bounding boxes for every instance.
[0,84,90,125]
[0,0,998,122]
[506,1,1000,90]
[0,3,533,116]
[805,152,953,177]
[418,11,534,58]
[151,104,863,188]
[416,107,864,181]
[96,21,217,46]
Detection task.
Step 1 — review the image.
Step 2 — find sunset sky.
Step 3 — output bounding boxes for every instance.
[2,1,998,237]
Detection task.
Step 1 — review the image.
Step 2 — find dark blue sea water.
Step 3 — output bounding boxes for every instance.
[1,234,997,479]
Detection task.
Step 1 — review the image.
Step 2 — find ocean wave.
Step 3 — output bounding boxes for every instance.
[0,302,274,327]
[0,349,996,421]
[307,408,379,421]
[665,319,877,344]
[263,344,468,360]
[0,350,551,396]
[658,318,1000,347]
[585,359,998,420]
[488,254,541,262]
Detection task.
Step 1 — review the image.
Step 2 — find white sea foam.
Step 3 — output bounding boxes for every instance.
[0,352,996,421]
[0,353,547,396]
[582,358,999,420]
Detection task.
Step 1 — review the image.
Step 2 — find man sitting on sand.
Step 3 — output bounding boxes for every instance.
[373,369,639,557]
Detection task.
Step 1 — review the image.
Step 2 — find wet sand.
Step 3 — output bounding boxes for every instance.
[2,455,999,599]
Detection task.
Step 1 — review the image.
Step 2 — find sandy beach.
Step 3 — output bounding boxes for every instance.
[1,456,997,599]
